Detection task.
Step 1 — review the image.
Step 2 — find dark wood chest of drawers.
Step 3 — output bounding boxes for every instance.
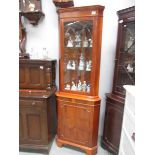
[19,59,57,154]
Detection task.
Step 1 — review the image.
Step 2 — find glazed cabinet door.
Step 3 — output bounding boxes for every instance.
[19,101,48,145]
[102,101,124,154]
[58,101,93,146]
[113,15,135,96]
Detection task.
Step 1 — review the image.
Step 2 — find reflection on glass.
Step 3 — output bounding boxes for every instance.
[63,20,93,93]
[116,21,135,94]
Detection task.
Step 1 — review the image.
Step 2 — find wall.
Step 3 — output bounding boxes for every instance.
[24,0,135,136]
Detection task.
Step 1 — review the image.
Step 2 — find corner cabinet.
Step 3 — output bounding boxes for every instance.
[101,6,135,155]
[56,5,104,155]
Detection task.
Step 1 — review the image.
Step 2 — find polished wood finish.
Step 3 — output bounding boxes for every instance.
[101,6,135,155]
[53,0,74,8]
[19,59,56,90]
[56,6,104,155]
[101,94,124,154]
[20,11,45,26]
[19,88,57,153]
[19,59,57,154]
[56,92,101,155]
[113,6,135,97]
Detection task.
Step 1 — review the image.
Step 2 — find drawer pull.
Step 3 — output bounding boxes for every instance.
[32,102,36,106]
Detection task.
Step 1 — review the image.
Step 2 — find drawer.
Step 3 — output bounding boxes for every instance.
[120,128,135,155]
[19,100,46,109]
[123,107,135,139]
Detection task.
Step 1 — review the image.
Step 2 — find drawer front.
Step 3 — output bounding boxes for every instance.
[123,107,135,139]
[20,100,46,109]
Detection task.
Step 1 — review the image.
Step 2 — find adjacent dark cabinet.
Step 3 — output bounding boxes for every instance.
[56,5,105,155]
[19,59,56,90]
[19,59,57,154]
[101,6,135,155]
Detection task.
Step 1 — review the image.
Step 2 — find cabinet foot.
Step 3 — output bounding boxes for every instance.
[86,148,97,155]
[55,136,63,147]
[55,136,97,155]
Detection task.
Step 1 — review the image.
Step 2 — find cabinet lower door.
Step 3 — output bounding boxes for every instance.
[103,101,124,154]
[58,102,93,146]
[20,107,48,145]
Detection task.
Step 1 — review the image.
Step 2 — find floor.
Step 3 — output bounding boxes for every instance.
[19,138,112,155]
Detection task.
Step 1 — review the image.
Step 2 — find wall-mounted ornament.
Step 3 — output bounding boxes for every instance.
[53,0,74,8]
[19,0,45,25]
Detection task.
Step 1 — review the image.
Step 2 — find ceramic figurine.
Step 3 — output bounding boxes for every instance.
[89,38,93,47]
[127,64,133,72]
[82,81,87,92]
[75,42,81,47]
[83,37,89,47]
[28,0,35,11]
[71,82,77,91]
[65,84,70,90]
[71,60,76,70]
[86,84,91,93]
[75,32,81,47]
[77,80,82,91]
[78,53,85,70]
[86,60,92,71]
[67,36,74,47]
[67,60,72,70]
[75,32,81,42]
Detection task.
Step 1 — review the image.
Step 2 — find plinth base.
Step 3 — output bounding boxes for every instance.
[56,136,97,155]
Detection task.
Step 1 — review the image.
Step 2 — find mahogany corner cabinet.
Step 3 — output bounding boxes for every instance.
[55,5,105,155]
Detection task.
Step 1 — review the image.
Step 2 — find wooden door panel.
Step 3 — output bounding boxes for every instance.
[24,107,48,145]
[27,114,41,140]
[60,103,92,145]
[104,102,123,150]
[19,67,26,84]
[29,67,41,84]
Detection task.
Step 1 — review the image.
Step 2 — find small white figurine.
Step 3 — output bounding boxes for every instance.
[75,32,81,42]
[75,32,81,47]
[28,1,35,12]
[82,81,87,92]
[86,84,91,93]
[77,80,82,91]
[89,38,93,47]
[127,64,133,73]
[71,60,76,70]
[67,36,74,47]
[75,42,81,47]
[65,84,70,90]
[83,37,89,47]
[71,82,77,91]
[86,60,92,71]
[67,60,72,70]
[78,53,85,70]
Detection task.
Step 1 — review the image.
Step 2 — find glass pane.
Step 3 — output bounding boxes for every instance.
[116,21,135,94]
[63,21,93,94]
